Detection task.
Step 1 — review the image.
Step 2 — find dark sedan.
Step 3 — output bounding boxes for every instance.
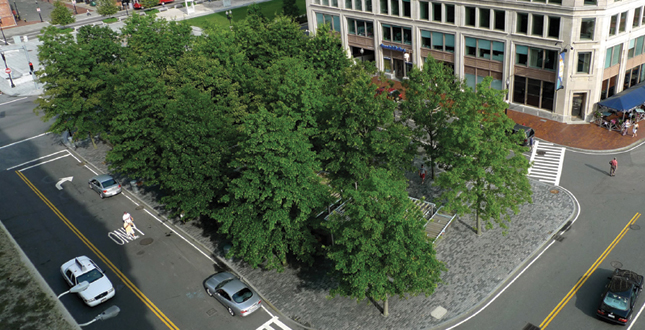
[597,268,643,325]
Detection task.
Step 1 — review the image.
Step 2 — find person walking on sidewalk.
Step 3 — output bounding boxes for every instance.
[609,158,617,176]
[633,122,639,137]
[419,164,427,184]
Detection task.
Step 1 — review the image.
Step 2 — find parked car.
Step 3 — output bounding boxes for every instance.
[204,272,262,317]
[60,256,115,307]
[88,174,121,199]
[512,123,535,146]
[376,87,402,101]
[596,268,644,325]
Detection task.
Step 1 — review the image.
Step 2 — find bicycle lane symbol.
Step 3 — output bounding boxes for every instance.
[108,226,146,245]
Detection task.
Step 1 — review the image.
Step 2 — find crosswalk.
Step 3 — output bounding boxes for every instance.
[527,140,566,186]
[256,316,292,330]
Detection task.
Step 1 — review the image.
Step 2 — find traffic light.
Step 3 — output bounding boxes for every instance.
[29,62,34,73]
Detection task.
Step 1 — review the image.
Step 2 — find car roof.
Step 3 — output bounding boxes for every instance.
[63,256,96,275]
[91,174,114,182]
[221,279,248,296]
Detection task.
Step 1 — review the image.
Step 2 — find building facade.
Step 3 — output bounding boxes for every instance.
[306,0,645,123]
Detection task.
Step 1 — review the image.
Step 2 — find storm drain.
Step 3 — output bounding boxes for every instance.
[630,224,640,230]
[611,261,623,269]
[206,308,217,317]
[139,238,154,246]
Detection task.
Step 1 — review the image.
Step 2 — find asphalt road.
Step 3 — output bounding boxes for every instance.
[0,95,297,330]
[441,143,645,329]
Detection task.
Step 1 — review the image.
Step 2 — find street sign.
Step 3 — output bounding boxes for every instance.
[4,68,10,74]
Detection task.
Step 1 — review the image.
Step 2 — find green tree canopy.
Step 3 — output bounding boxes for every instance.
[96,0,119,17]
[282,0,299,18]
[50,0,75,26]
[140,0,159,9]
[434,77,532,235]
[325,169,446,315]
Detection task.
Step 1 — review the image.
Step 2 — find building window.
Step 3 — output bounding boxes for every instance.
[380,0,387,14]
[479,8,490,29]
[356,0,363,11]
[624,65,642,90]
[466,7,476,27]
[446,5,455,24]
[630,36,645,58]
[619,11,627,33]
[515,45,557,71]
[317,13,341,32]
[513,76,555,111]
[580,18,595,40]
[465,68,503,90]
[382,25,412,45]
[577,52,591,73]
[609,14,617,35]
[634,7,641,28]
[548,16,560,38]
[494,10,505,31]
[584,0,596,5]
[420,31,455,53]
[403,0,410,17]
[420,1,429,20]
[433,3,442,22]
[532,14,544,36]
[346,0,352,9]
[605,44,622,68]
[517,13,528,34]
[600,76,617,100]
[391,0,399,15]
[348,19,374,36]
[465,37,504,62]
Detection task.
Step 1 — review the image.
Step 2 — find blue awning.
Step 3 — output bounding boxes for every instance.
[598,83,645,112]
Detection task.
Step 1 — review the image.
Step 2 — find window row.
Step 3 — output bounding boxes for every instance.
[419,2,455,24]
[465,38,504,62]
[316,13,341,32]
[383,24,412,45]
[513,76,555,111]
[609,12,628,36]
[465,7,505,31]
[345,0,372,12]
[517,0,561,5]
[515,46,557,71]
[628,36,645,59]
[605,44,622,69]
[347,19,374,37]
[380,0,411,17]
[516,13,560,39]
[624,64,645,90]
[421,31,455,53]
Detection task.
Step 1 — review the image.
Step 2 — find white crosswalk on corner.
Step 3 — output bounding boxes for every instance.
[527,140,566,186]
[256,316,292,330]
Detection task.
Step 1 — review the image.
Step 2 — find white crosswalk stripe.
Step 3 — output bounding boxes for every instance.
[256,316,292,330]
[527,140,566,186]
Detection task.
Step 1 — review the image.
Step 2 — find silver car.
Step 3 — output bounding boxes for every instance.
[88,174,122,198]
[204,272,262,317]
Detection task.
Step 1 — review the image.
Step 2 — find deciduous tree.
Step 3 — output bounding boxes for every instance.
[282,0,299,19]
[50,0,75,26]
[96,0,119,17]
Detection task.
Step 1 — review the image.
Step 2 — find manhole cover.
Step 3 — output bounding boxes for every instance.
[140,238,154,246]
[630,224,640,230]
[206,308,217,317]
[611,261,623,269]
[550,189,560,194]
[537,151,546,156]
[135,205,145,210]
[136,250,145,255]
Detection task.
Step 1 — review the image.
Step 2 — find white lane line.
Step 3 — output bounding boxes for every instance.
[627,298,645,330]
[0,132,50,150]
[0,97,28,107]
[553,145,566,187]
[256,315,292,330]
[18,154,70,172]
[6,150,68,170]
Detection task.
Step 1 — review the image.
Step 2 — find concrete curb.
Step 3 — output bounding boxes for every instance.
[0,220,82,330]
[63,142,314,330]
[535,136,645,154]
[430,181,580,330]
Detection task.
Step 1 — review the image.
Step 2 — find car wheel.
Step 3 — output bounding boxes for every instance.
[99,192,105,199]
[206,288,213,297]
[227,307,235,316]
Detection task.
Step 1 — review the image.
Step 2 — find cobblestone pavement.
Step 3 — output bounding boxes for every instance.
[70,140,576,330]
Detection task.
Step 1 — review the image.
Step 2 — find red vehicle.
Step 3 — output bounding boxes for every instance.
[132,0,175,9]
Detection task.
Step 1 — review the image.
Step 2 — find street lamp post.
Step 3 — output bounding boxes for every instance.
[360,48,364,62]
[0,19,8,45]
[403,52,410,78]
[57,281,89,299]
[226,10,232,26]
[1,52,16,88]
[79,306,120,327]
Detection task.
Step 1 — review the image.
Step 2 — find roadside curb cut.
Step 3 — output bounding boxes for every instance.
[0,220,82,330]
[64,143,316,330]
[431,181,580,330]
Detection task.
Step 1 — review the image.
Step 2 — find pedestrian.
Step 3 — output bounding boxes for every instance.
[419,164,427,184]
[529,136,534,152]
[609,157,617,176]
[633,122,639,137]
[622,120,631,136]
[122,212,138,238]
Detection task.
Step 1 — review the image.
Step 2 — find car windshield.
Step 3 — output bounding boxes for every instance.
[233,288,254,303]
[77,269,104,284]
[603,292,629,311]
[101,179,117,187]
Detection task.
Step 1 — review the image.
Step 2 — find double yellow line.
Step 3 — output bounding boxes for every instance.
[16,171,179,330]
[540,212,641,329]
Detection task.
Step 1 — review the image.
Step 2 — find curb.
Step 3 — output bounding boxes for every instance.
[0,220,82,330]
[64,143,315,330]
[430,181,580,330]
[535,136,645,154]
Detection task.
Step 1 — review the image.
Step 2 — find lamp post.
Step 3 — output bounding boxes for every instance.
[1,52,15,88]
[79,306,120,327]
[403,52,410,78]
[0,19,7,45]
[57,281,89,299]
[360,48,364,62]
[36,1,43,22]
[226,10,232,26]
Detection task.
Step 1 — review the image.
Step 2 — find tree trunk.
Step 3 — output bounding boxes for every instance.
[383,296,389,317]
[476,205,482,236]
[89,131,98,149]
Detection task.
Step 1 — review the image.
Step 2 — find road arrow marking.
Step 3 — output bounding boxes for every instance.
[56,177,73,190]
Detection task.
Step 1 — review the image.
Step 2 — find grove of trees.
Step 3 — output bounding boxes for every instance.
[35,11,531,314]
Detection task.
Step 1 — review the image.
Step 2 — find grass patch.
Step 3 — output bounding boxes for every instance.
[185,0,306,29]
[103,17,118,23]
[143,8,159,16]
